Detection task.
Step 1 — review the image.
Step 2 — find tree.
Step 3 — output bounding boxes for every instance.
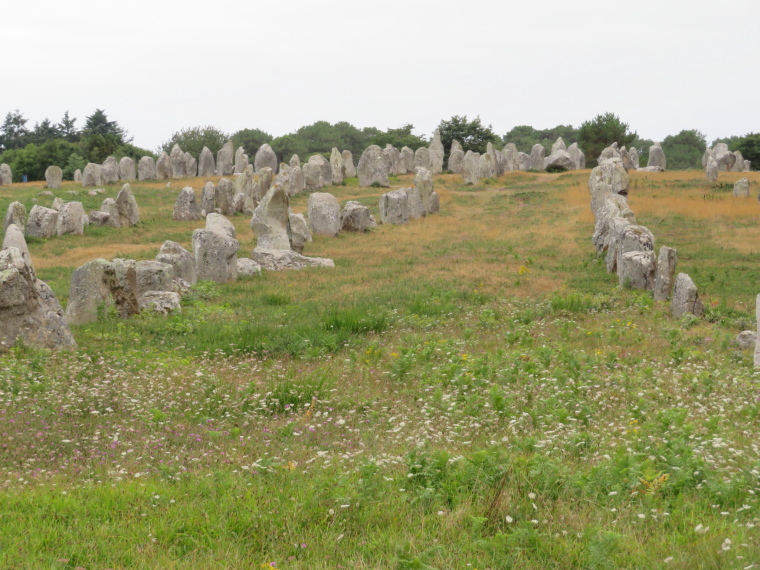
[270,134,308,164]
[661,130,707,170]
[437,115,498,165]
[0,110,30,150]
[161,125,230,157]
[578,113,637,167]
[370,124,427,152]
[62,153,86,181]
[231,128,273,158]
[58,111,79,142]
[80,109,128,163]
[82,109,127,141]
[27,119,61,145]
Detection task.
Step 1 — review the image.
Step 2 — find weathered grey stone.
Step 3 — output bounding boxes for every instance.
[0,247,76,351]
[530,144,545,171]
[237,258,262,277]
[254,143,277,174]
[429,191,440,213]
[705,156,719,183]
[234,171,255,213]
[251,184,292,250]
[414,147,431,171]
[551,137,567,154]
[379,189,408,225]
[205,212,236,239]
[463,150,480,185]
[88,211,111,226]
[613,224,654,275]
[303,161,324,192]
[428,130,444,174]
[2,224,30,266]
[618,250,656,290]
[405,187,425,220]
[488,142,506,176]
[98,198,120,228]
[744,160,751,172]
[448,140,465,173]
[671,273,703,318]
[713,143,735,171]
[234,147,247,174]
[138,291,181,315]
[56,202,86,236]
[289,155,300,168]
[82,163,104,186]
[544,150,576,171]
[735,330,756,350]
[330,148,344,185]
[414,168,436,214]
[135,260,174,299]
[502,143,518,172]
[385,145,403,176]
[358,145,390,187]
[102,156,120,183]
[288,213,312,253]
[479,153,496,178]
[308,192,341,237]
[648,143,666,170]
[115,184,140,227]
[233,192,244,213]
[87,189,104,197]
[3,202,26,233]
[256,167,274,201]
[216,141,234,176]
[26,206,58,238]
[340,201,376,232]
[0,163,12,185]
[74,169,82,182]
[310,155,332,186]
[45,165,63,189]
[138,156,156,180]
[201,182,215,215]
[517,152,531,171]
[173,187,202,221]
[156,152,172,179]
[627,147,639,170]
[169,145,186,178]
[733,177,749,197]
[282,166,304,197]
[192,229,239,283]
[156,241,196,285]
[65,258,138,325]
[184,152,197,177]
[653,246,677,302]
[214,178,235,216]
[400,147,415,173]
[252,248,334,271]
[38,191,53,197]
[119,157,136,181]
[732,151,744,172]
[342,150,356,177]
[198,146,216,177]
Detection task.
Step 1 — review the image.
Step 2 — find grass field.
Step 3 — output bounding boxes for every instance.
[1,169,759,568]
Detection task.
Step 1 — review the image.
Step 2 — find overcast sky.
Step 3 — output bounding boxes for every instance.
[2,0,758,151]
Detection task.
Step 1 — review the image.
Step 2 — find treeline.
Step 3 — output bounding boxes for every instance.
[2,109,757,182]
[0,109,153,182]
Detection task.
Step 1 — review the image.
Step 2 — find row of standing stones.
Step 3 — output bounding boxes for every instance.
[0,140,444,351]
[703,143,753,189]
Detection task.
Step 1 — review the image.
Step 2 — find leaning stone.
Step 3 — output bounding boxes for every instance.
[56,202,86,236]
[733,177,749,197]
[379,189,408,225]
[288,213,312,253]
[138,156,156,180]
[3,202,26,233]
[340,201,376,232]
[653,246,677,302]
[25,206,58,238]
[102,156,120,183]
[251,184,292,250]
[671,273,704,319]
[192,229,239,283]
[119,157,136,180]
[156,241,196,284]
[731,151,744,173]
[342,150,356,177]
[45,165,63,189]
[308,193,341,237]
[237,258,262,277]
[735,330,756,350]
[173,187,202,221]
[358,146,390,187]
[198,146,216,177]
[115,184,140,227]
[252,248,334,271]
[254,143,278,174]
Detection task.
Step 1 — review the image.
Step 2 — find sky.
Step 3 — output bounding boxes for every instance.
[1,0,758,151]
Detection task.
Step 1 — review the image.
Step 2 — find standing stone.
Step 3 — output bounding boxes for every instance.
[82,163,104,186]
[551,137,567,154]
[358,145,391,187]
[744,160,751,172]
[192,228,239,283]
[705,156,719,183]
[340,201,376,232]
[733,177,750,197]
[653,246,677,302]
[479,153,496,178]
[74,169,82,182]
[342,150,356,177]
[184,152,197,177]
[25,206,58,238]
[400,147,415,173]
[647,143,666,170]
[138,156,156,180]
[216,141,234,176]
[3,202,26,233]
[45,166,63,189]
[56,202,86,236]
[414,168,437,214]
[414,147,431,171]
[732,151,745,172]
[618,250,656,290]
[289,154,300,168]
[502,143,518,172]
[303,161,323,192]
[156,152,172,179]
[250,184,292,250]
[173,187,203,221]
[235,170,256,213]
[428,130,444,174]
[215,178,235,215]
[405,187,425,220]
[462,150,480,185]
[232,192,245,213]
[198,146,216,177]
[156,240,197,284]
[205,212,236,240]
[713,143,735,171]
[0,164,12,184]
[115,184,140,227]
[544,150,576,171]
[99,198,121,228]
[52,197,64,212]
[530,144,545,171]
[330,148,344,186]
[2,224,30,265]
[379,190,409,225]
[384,145,402,176]
[627,147,639,170]
[279,166,304,197]
[517,153,531,171]
[169,145,186,178]
[256,168,274,200]
[201,182,215,215]
[234,147,247,174]
[488,142,505,176]
[307,192,341,237]
[288,213,312,254]
[135,261,174,299]
[102,156,120,183]
[309,155,332,186]
[119,157,136,181]
[254,143,278,174]
[671,273,703,318]
[448,140,464,173]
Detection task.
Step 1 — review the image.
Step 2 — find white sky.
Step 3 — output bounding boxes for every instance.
[2,0,758,151]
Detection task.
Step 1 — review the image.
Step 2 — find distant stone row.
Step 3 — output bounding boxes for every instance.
[703,143,751,182]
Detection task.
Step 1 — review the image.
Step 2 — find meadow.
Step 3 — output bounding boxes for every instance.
[0,168,759,568]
